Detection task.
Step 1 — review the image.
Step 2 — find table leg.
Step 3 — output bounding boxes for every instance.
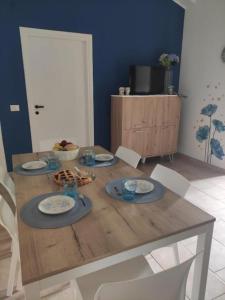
[191,222,214,300]
[24,282,41,300]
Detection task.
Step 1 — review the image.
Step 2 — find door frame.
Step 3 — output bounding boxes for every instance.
[20,27,94,151]
[0,122,7,170]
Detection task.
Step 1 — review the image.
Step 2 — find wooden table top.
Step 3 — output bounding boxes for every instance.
[12,146,215,285]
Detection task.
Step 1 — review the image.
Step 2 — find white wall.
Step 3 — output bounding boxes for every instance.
[179,0,225,168]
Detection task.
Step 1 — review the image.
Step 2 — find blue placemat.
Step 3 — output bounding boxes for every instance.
[79,156,118,168]
[20,192,92,229]
[105,177,165,204]
[14,162,61,176]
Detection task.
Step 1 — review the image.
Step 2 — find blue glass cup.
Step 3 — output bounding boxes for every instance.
[63,179,78,200]
[46,154,59,170]
[83,150,96,166]
[122,179,137,201]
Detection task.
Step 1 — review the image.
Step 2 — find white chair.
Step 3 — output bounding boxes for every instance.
[0,163,15,194]
[76,256,152,300]
[115,146,141,168]
[0,164,16,213]
[77,255,195,300]
[150,164,191,264]
[0,195,77,299]
[0,196,22,296]
[151,164,190,198]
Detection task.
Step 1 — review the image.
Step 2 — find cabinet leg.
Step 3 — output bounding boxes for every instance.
[141,157,146,164]
[169,154,174,161]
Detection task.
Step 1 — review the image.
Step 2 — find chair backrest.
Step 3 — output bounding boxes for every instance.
[151,164,190,198]
[0,164,15,194]
[94,255,195,300]
[0,196,17,242]
[0,165,16,213]
[115,146,141,169]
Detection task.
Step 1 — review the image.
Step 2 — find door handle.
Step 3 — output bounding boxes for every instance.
[34,105,44,109]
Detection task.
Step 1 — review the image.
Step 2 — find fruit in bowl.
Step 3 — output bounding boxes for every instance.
[53,140,79,161]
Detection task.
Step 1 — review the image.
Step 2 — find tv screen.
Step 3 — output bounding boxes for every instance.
[129,65,165,95]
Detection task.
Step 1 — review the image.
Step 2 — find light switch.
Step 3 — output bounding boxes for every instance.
[10,105,20,112]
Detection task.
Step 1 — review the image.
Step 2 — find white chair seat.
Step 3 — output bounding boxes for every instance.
[77,256,153,300]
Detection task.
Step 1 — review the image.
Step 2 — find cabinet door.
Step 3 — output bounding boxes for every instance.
[144,126,162,157]
[161,125,179,154]
[123,98,148,130]
[145,98,161,127]
[163,96,181,125]
[122,129,145,156]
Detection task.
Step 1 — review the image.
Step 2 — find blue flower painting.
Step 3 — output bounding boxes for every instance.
[196,126,210,142]
[210,138,225,160]
[196,103,225,163]
[201,104,217,117]
[212,120,225,133]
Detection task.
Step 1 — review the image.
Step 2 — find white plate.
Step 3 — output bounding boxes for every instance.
[95,154,114,162]
[125,179,154,194]
[22,160,47,170]
[38,195,75,215]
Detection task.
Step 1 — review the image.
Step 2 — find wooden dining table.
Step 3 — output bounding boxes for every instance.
[12,146,215,300]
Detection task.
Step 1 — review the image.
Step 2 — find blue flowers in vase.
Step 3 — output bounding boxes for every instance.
[196,103,225,163]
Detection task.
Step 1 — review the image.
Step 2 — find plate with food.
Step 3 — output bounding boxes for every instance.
[38,195,75,215]
[22,160,47,171]
[95,154,114,162]
[125,179,154,194]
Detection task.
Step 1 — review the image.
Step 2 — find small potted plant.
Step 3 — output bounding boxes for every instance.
[159,53,179,94]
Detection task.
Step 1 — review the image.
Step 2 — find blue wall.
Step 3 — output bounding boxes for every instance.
[0,0,184,170]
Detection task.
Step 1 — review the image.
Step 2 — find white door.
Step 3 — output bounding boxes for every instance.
[20,27,94,152]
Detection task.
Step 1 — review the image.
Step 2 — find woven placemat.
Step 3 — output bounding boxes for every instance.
[20,192,92,229]
[14,163,61,176]
[105,177,165,204]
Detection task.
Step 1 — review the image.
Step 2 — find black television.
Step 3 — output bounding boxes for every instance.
[129,65,165,95]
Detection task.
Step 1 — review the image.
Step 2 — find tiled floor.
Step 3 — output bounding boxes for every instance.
[1,153,225,299]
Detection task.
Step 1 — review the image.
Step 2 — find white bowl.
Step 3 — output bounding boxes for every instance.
[53,148,80,161]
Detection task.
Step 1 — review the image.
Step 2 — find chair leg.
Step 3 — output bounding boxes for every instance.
[7,247,18,296]
[171,243,180,264]
[16,262,23,291]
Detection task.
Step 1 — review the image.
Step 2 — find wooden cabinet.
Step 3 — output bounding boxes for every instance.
[111,95,181,158]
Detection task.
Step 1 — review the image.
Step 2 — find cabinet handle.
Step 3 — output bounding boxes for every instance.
[133,130,144,133]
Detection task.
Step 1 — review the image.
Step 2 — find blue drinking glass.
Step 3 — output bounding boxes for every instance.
[47,154,59,170]
[122,179,137,201]
[83,150,96,166]
[63,180,78,200]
